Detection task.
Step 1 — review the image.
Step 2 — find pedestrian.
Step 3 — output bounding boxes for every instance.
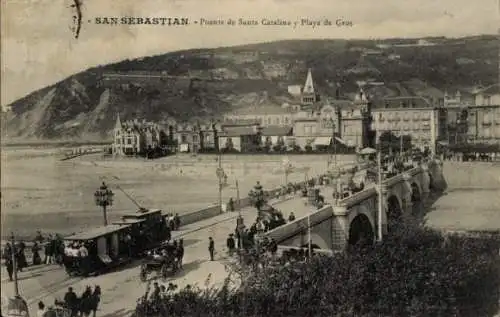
[177,239,184,269]
[63,287,78,317]
[174,213,181,230]
[80,286,92,317]
[5,257,13,282]
[44,236,53,264]
[226,234,235,256]
[90,286,101,317]
[32,242,42,266]
[288,212,296,222]
[208,237,215,261]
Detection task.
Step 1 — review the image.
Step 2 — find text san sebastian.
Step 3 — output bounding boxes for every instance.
[94,17,189,25]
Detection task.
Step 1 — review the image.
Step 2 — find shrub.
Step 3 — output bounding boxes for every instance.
[304,145,313,153]
[136,222,500,317]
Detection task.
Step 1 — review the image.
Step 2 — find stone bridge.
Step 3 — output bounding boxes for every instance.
[264,160,446,251]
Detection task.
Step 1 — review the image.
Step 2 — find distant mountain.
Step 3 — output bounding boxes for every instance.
[3,35,498,141]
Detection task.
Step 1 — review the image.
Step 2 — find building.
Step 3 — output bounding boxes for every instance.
[223,105,295,127]
[443,91,469,144]
[218,123,261,152]
[260,125,293,150]
[467,84,500,143]
[224,68,320,126]
[112,115,167,155]
[337,90,372,149]
[371,96,446,152]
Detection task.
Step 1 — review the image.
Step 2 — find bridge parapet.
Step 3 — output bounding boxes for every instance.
[264,205,334,248]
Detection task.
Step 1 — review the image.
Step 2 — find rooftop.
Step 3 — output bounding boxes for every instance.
[261,125,293,136]
[221,126,258,137]
[65,224,130,241]
[371,96,434,110]
[231,105,292,115]
[475,83,500,96]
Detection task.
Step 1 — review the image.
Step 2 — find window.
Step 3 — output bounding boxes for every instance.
[127,139,132,145]
[284,117,289,124]
[267,118,272,125]
[181,135,187,143]
[275,118,280,125]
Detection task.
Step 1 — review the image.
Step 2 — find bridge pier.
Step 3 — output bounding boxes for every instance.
[331,203,349,251]
[401,173,414,216]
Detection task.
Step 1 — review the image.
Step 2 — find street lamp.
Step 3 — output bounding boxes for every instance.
[94,182,114,226]
[216,152,225,213]
[6,232,29,317]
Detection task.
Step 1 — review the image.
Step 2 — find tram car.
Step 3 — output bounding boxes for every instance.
[63,224,132,277]
[113,208,171,254]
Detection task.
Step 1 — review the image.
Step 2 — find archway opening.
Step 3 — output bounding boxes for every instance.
[387,195,402,229]
[348,214,374,246]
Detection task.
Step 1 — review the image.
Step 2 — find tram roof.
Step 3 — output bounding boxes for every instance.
[113,218,146,225]
[65,224,130,240]
[122,208,162,219]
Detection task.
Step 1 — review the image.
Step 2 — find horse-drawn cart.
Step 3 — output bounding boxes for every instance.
[139,253,178,282]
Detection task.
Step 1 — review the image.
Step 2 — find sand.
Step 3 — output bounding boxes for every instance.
[1,148,354,238]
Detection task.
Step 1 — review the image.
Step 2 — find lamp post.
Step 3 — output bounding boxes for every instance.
[216,152,225,214]
[6,232,29,317]
[94,182,114,226]
[376,147,383,242]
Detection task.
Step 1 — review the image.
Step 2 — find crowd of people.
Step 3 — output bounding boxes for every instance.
[36,285,102,317]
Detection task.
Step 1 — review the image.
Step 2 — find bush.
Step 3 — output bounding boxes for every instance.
[136,222,500,317]
[304,145,313,153]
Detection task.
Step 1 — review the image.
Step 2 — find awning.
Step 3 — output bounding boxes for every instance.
[334,137,347,145]
[314,137,332,146]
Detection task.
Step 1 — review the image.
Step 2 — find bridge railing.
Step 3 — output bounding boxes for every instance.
[264,205,333,244]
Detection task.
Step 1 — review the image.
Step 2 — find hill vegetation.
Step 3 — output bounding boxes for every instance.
[3,35,498,141]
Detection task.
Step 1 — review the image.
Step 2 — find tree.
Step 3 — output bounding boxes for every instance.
[135,219,500,317]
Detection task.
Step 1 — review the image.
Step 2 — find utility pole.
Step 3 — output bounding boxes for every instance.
[307,208,312,259]
[235,179,240,213]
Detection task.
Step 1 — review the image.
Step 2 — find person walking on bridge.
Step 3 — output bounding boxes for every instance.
[208,237,215,261]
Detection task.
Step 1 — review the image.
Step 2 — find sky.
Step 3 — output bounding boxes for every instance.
[1,0,499,106]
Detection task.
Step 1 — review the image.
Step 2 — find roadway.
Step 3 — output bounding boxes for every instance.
[1,188,333,317]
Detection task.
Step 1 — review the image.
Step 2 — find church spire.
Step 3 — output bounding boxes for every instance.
[303,68,315,95]
[114,113,122,130]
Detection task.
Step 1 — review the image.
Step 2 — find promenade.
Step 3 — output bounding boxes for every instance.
[1,187,333,317]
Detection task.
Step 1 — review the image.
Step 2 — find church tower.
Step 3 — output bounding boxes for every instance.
[301,68,319,105]
[113,114,123,156]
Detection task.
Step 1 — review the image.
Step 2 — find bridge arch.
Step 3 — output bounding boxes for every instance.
[348,214,374,246]
[387,194,402,222]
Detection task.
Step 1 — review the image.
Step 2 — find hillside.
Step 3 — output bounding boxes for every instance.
[3,35,498,141]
